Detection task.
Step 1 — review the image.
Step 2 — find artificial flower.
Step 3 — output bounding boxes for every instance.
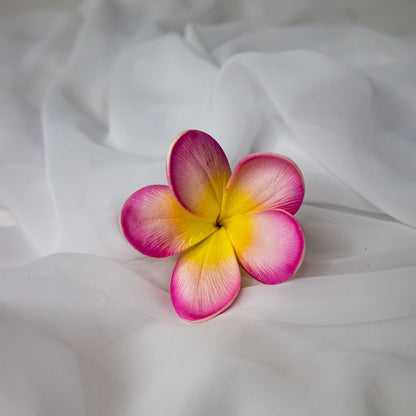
[121,130,305,322]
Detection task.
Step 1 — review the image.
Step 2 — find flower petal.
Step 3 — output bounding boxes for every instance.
[167,130,232,221]
[120,185,217,257]
[220,153,304,219]
[171,227,241,322]
[223,210,305,284]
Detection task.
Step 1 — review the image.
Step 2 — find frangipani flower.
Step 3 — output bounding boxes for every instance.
[121,130,305,322]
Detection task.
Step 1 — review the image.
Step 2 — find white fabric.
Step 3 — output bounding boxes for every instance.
[1,1,416,415]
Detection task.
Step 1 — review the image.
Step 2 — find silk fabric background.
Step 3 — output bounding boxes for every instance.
[1,0,416,415]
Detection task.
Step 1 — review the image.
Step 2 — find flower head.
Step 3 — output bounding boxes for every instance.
[121,130,305,322]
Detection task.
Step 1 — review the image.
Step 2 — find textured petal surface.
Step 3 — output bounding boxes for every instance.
[220,153,304,219]
[171,227,241,322]
[120,185,217,257]
[167,130,232,221]
[223,210,305,284]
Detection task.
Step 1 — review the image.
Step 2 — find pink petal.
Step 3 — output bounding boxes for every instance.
[120,185,217,257]
[167,130,232,222]
[223,210,305,284]
[171,227,241,322]
[220,153,304,219]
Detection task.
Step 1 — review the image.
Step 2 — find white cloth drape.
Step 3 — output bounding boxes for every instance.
[1,1,416,415]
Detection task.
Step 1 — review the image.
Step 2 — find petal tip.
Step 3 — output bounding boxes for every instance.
[260,219,305,285]
[171,287,240,323]
[120,186,173,257]
[166,130,190,184]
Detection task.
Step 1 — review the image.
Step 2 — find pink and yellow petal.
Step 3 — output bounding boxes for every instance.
[171,227,241,322]
[223,210,305,285]
[167,130,232,222]
[220,153,304,219]
[120,185,217,257]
